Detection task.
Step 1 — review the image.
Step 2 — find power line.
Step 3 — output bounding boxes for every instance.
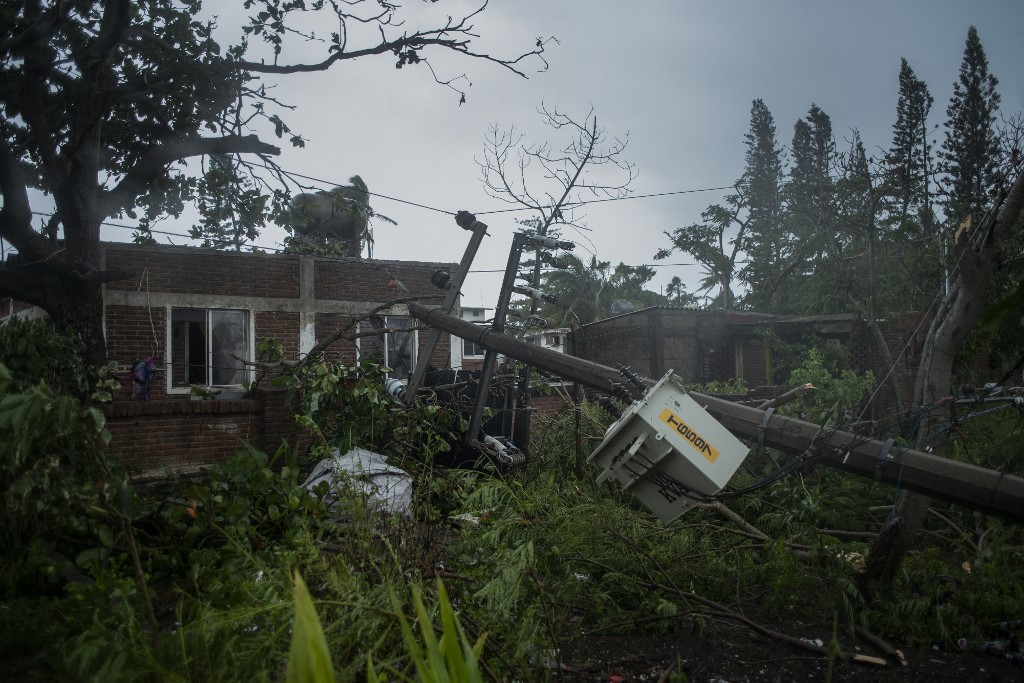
[28,210,289,253]
[473,185,736,216]
[261,163,735,218]
[251,164,457,216]
[467,261,751,273]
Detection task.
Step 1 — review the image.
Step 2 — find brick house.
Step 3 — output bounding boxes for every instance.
[571,306,929,414]
[2,242,456,472]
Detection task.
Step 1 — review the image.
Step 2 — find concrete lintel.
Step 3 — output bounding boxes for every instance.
[103,289,401,317]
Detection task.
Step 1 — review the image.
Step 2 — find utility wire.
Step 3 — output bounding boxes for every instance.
[473,185,736,216]
[250,164,456,215]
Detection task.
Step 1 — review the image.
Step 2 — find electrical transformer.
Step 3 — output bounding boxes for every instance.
[589,370,751,522]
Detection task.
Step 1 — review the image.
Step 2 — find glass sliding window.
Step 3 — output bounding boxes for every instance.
[210,310,247,385]
[171,308,249,388]
[357,315,417,379]
[384,316,416,379]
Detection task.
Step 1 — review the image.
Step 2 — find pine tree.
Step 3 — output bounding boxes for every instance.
[880,59,945,310]
[835,132,876,312]
[737,99,787,309]
[884,58,934,232]
[790,104,836,208]
[939,26,1002,229]
[784,104,837,311]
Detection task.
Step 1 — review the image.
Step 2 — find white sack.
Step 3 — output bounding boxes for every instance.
[302,447,412,515]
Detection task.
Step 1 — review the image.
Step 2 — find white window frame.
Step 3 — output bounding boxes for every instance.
[166,307,254,394]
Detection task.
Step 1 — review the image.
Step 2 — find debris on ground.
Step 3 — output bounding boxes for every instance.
[301,447,412,515]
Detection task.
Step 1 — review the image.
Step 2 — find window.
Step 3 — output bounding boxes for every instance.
[358,315,417,379]
[463,337,486,358]
[170,308,249,388]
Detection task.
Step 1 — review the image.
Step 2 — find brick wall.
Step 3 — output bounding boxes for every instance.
[258,387,314,457]
[105,304,168,400]
[530,391,568,420]
[574,309,732,385]
[103,399,262,471]
[256,311,301,360]
[738,337,770,386]
[92,243,454,472]
[574,308,906,401]
[105,246,302,299]
[315,312,359,360]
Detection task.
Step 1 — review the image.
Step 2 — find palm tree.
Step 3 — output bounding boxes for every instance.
[287,175,395,257]
[538,255,611,325]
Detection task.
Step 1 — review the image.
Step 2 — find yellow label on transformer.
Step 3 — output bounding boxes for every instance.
[659,408,719,463]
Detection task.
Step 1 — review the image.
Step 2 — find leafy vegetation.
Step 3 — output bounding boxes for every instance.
[2,14,1023,679]
[0,321,1022,680]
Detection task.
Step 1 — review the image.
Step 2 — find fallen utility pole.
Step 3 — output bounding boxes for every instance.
[408,302,1024,520]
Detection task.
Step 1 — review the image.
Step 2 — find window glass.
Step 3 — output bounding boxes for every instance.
[171,309,207,387]
[211,310,247,385]
[463,338,485,357]
[385,316,416,379]
[171,308,248,388]
[356,315,417,379]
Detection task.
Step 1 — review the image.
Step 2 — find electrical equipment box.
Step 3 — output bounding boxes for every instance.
[589,370,750,522]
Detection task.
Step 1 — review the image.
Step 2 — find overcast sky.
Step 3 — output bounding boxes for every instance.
[104,1,1024,308]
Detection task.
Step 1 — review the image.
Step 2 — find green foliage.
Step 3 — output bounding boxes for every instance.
[287,572,337,683]
[756,329,853,385]
[784,347,874,425]
[272,356,461,461]
[0,317,115,400]
[657,196,746,309]
[370,580,485,683]
[651,25,1021,346]
[189,156,287,252]
[687,377,748,395]
[0,360,117,583]
[5,324,1024,681]
[2,0,546,360]
[940,26,1003,229]
[883,58,934,236]
[61,442,443,681]
[528,254,670,325]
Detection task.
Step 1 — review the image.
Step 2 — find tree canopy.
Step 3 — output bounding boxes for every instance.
[658,27,1020,325]
[0,0,548,361]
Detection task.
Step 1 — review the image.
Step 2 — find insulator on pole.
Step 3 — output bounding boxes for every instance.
[430,269,452,290]
[512,285,558,304]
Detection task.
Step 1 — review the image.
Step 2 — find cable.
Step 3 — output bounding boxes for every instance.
[474,186,735,216]
[248,164,456,215]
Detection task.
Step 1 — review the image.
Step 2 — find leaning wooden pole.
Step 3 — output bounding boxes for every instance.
[408,302,1024,520]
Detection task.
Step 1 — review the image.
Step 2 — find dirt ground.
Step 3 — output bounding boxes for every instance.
[555,621,1024,682]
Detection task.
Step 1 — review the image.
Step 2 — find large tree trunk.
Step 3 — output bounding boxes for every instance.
[863,171,1024,591]
[48,285,108,365]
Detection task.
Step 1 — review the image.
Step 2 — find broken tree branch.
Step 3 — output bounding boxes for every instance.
[575,549,887,667]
